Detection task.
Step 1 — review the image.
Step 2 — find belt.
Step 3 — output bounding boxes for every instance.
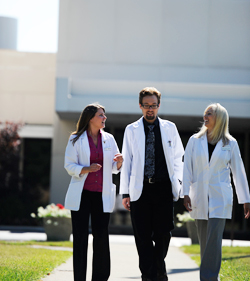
[143,178,168,184]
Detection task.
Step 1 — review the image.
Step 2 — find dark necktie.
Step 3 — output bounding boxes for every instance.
[145,125,155,178]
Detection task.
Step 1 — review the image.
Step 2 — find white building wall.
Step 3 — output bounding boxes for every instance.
[0,50,56,125]
[51,0,250,204]
[57,0,250,82]
[55,0,250,119]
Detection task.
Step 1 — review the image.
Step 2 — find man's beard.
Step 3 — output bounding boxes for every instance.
[146,114,155,121]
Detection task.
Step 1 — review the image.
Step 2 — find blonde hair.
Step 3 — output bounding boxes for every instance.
[196,103,231,145]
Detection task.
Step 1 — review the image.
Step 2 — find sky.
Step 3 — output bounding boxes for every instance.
[0,0,59,53]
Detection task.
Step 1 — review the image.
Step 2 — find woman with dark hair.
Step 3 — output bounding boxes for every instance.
[182,103,250,281]
[64,103,123,281]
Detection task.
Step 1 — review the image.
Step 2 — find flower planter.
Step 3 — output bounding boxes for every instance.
[43,217,72,241]
[186,220,199,244]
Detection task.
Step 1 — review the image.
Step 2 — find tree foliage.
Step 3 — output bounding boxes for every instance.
[0,121,23,224]
[0,122,22,192]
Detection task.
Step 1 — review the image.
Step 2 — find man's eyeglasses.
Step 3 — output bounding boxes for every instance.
[141,104,159,109]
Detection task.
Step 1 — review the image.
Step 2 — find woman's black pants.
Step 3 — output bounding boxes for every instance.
[71,190,110,281]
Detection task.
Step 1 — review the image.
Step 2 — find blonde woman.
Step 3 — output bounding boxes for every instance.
[182,103,250,281]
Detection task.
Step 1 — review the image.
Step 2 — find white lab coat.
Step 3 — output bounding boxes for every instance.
[182,133,250,219]
[64,131,121,212]
[119,117,184,202]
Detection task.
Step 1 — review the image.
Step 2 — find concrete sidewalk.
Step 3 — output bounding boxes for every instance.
[40,236,200,281]
[1,229,249,281]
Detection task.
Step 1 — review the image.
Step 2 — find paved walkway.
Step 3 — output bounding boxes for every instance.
[40,236,200,281]
[1,228,250,281]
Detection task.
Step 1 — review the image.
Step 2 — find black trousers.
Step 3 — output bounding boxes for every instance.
[71,190,110,281]
[130,182,174,280]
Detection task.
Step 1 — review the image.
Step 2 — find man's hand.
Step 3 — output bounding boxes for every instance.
[122,197,131,211]
[244,203,250,219]
[183,195,192,211]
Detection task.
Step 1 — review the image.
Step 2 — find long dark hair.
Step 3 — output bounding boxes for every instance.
[71,103,105,145]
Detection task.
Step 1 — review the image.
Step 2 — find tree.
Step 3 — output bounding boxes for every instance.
[0,121,23,224]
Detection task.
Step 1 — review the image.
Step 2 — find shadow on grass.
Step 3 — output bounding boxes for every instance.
[222,255,250,261]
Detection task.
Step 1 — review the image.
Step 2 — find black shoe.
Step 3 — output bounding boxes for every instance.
[142,276,154,281]
[157,273,168,281]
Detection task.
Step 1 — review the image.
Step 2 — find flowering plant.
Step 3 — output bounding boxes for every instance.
[176,211,194,227]
[31,203,71,218]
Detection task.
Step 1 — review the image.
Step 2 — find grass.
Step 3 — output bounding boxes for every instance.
[0,240,73,247]
[181,245,250,281]
[0,241,73,281]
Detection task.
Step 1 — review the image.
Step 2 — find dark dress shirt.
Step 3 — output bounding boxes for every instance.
[143,117,169,181]
[208,142,216,162]
[84,131,103,192]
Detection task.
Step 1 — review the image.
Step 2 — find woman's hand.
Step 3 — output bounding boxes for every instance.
[89,163,102,173]
[80,164,102,175]
[113,153,123,163]
[244,203,250,219]
[183,195,192,211]
[113,153,123,170]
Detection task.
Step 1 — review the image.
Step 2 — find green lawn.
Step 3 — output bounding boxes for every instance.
[0,241,73,281]
[181,245,250,281]
[0,240,73,247]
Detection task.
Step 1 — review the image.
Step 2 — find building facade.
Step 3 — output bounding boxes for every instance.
[50,0,250,233]
[0,48,56,221]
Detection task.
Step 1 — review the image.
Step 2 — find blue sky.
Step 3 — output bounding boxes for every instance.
[0,0,59,53]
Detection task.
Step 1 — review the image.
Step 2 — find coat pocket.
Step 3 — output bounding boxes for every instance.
[65,181,83,211]
[110,183,116,211]
[220,182,233,208]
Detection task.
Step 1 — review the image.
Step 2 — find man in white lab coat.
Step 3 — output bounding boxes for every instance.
[120,87,184,281]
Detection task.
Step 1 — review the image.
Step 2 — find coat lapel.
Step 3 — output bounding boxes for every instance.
[159,119,173,176]
[209,139,223,165]
[80,131,90,163]
[101,131,111,156]
[101,131,110,173]
[159,119,170,157]
[200,134,209,164]
[133,117,145,167]
[101,130,108,148]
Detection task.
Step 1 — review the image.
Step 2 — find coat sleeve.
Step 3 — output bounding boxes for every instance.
[64,137,84,178]
[119,126,133,195]
[173,124,184,186]
[230,141,250,203]
[111,135,122,174]
[182,136,194,197]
